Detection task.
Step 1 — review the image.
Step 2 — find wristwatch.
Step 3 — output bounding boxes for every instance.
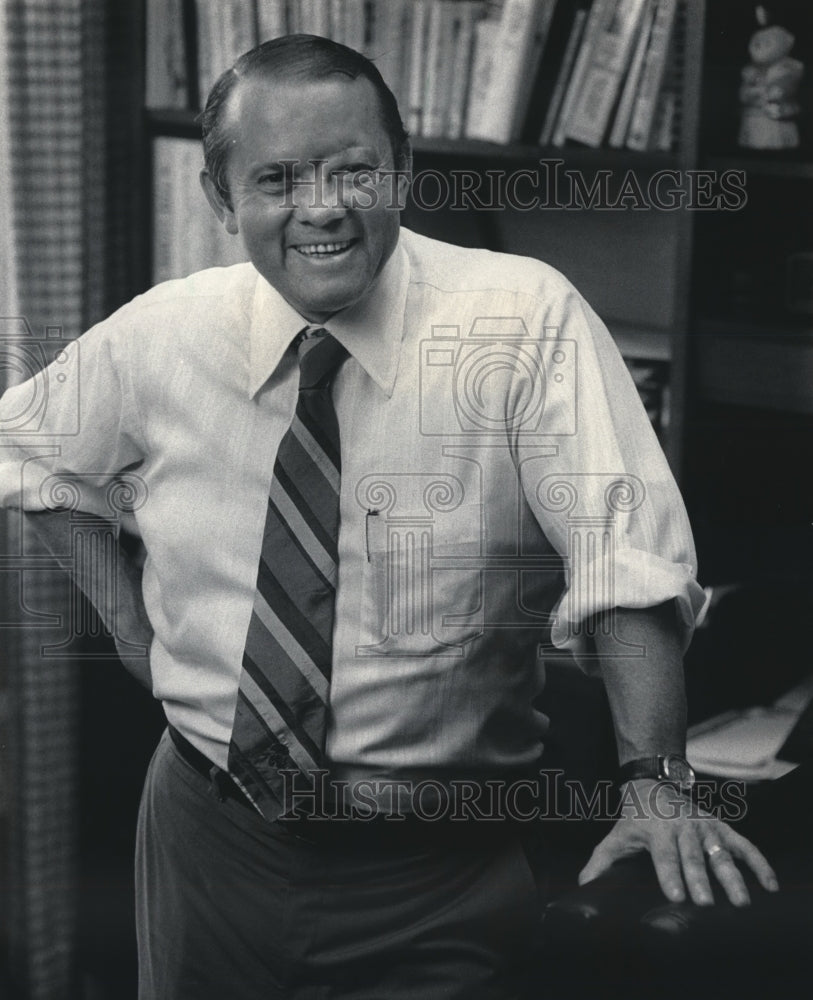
[617,754,696,793]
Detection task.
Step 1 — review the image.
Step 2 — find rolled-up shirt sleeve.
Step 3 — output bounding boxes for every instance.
[0,317,145,518]
[517,279,708,667]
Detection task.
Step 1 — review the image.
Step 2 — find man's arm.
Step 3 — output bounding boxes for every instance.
[579,602,779,906]
[23,510,154,689]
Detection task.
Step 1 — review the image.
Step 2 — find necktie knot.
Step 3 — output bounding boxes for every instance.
[297,327,348,390]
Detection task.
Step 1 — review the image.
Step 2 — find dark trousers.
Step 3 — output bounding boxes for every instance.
[136,730,543,999]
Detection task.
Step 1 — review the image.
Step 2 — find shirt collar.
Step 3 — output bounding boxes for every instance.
[247,238,409,399]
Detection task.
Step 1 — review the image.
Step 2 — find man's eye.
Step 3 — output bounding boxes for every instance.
[257,173,288,187]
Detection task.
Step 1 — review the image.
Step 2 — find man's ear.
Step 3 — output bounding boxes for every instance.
[200,170,239,235]
[396,143,413,211]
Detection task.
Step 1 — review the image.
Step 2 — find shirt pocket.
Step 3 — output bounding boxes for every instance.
[357,501,485,658]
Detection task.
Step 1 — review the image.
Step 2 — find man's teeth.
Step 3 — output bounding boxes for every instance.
[295,241,353,256]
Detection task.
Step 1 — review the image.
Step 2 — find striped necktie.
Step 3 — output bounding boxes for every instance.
[228,327,348,819]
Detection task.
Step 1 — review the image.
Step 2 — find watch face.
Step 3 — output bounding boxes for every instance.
[662,755,696,788]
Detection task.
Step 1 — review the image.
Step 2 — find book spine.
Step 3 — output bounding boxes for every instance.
[626,0,677,151]
[422,1,447,138]
[398,1,415,119]
[446,3,480,140]
[539,8,587,145]
[145,0,188,109]
[342,0,368,53]
[464,17,500,139]
[151,138,177,284]
[565,0,647,147]
[607,0,655,147]
[329,0,345,43]
[220,0,258,65]
[468,0,541,144]
[507,0,560,142]
[297,0,317,35]
[180,140,205,278]
[653,84,676,151]
[551,0,609,147]
[407,0,429,134]
[194,0,217,108]
[257,0,289,41]
[288,0,303,34]
[308,0,331,37]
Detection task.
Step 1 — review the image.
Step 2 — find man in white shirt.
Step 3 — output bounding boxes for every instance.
[0,35,777,1000]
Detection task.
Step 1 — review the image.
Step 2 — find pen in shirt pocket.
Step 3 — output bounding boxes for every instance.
[365,508,379,562]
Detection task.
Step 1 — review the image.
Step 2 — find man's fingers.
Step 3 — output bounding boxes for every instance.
[648,837,686,903]
[677,828,714,906]
[722,827,780,894]
[703,840,750,907]
[577,841,614,886]
[577,825,643,885]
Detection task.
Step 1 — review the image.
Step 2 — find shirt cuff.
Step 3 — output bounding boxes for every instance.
[551,547,710,669]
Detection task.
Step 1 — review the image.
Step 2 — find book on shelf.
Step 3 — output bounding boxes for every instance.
[195,0,258,108]
[407,0,430,135]
[145,0,188,109]
[144,0,684,152]
[446,2,480,139]
[607,0,656,147]
[152,137,249,285]
[256,0,289,41]
[289,0,332,37]
[466,0,558,144]
[506,0,560,143]
[626,0,678,151]
[422,1,457,139]
[551,0,611,146]
[538,7,588,145]
[341,0,369,53]
[564,0,648,148]
[464,14,502,139]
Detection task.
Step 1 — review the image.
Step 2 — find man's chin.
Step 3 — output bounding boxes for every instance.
[293,286,367,322]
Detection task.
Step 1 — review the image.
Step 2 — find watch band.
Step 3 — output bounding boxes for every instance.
[617,754,696,790]
[617,756,661,784]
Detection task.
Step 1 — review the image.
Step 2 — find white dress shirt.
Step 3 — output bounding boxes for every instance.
[0,228,706,788]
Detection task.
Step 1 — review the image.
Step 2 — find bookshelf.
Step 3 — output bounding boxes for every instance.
[139,0,713,476]
[682,0,812,584]
[691,0,813,417]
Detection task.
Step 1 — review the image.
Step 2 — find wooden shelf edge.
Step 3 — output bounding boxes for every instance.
[144,109,687,170]
[702,154,813,181]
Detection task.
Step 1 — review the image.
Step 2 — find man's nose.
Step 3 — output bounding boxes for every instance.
[292,171,348,225]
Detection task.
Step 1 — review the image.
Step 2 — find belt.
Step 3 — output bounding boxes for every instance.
[167,725,527,847]
[167,725,255,812]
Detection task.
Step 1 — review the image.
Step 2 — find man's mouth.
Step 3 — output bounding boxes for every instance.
[293,239,357,258]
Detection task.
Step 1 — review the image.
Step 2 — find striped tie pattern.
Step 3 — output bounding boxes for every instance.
[228,327,348,819]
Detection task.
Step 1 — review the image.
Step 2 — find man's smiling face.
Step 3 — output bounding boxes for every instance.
[203,74,407,322]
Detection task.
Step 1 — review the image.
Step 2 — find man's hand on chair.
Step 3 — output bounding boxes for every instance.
[578,778,779,907]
